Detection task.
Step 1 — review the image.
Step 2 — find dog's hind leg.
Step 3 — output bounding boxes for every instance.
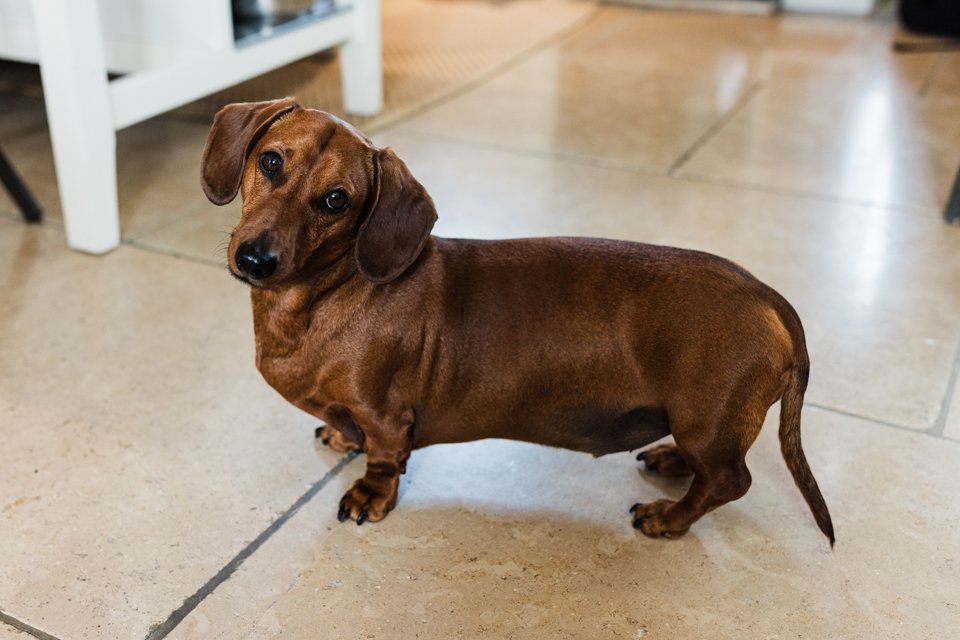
[630,396,767,538]
[631,456,752,538]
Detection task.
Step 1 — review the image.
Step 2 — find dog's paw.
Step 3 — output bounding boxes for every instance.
[337,478,397,525]
[630,500,688,539]
[637,444,693,477]
[315,424,361,454]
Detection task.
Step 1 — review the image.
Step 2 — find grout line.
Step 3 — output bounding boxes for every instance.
[918,53,946,99]
[928,333,960,438]
[392,127,671,177]
[123,238,226,270]
[0,207,23,222]
[364,6,608,136]
[667,80,765,176]
[0,611,63,640]
[391,125,946,223]
[671,171,943,220]
[143,450,360,640]
[806,401,952,440]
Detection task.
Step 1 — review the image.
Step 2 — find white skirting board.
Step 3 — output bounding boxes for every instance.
[604,0,776,14]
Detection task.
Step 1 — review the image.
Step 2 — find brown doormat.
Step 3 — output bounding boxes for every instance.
[174,0,598,131]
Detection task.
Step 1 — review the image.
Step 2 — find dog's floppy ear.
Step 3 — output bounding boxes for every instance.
[200,97,299,205]
[355,148,438,283]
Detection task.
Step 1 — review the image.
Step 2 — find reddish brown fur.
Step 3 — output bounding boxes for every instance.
[201,98,834,543]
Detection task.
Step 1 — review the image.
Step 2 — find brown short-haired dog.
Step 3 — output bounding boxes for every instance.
[201,97,834,544]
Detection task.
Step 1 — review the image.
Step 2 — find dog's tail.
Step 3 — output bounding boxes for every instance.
[775,299,835,547]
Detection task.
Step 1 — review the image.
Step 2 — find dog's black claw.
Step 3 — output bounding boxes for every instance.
[629,503,641,514]
[314,426,323,439]
[357,511,368,526]
[636,451,647,461]
[337,501,350,522]
[321,438,330,446]
[660,532,669,539]
[632,517,645,530]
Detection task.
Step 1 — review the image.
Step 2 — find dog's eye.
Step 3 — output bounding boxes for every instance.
[259,152,283,177]
[321,189,349,214]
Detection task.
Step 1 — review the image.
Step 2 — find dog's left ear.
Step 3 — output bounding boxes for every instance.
[355,148,438,284]
[200,97,299,205]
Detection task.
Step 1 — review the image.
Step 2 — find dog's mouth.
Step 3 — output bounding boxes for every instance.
[228,266,266,289]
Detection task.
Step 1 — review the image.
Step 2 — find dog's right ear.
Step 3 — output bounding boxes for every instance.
[200,97,299,205]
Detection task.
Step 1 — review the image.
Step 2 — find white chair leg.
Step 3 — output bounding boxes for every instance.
[32,0,120,254]
[338,0,383,117]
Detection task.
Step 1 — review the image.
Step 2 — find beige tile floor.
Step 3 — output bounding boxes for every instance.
[2,3,960,639]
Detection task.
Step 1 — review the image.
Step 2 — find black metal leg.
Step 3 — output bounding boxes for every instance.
[947,160,960,224]
[0,145,43,223]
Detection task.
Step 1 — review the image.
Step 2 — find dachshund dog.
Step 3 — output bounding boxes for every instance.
[200,98,834,543]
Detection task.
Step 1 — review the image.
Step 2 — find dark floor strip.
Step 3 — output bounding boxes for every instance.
[0,611,63,640]
[143,450,359,640]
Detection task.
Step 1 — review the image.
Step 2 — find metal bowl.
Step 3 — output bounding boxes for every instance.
[233,0,316,22]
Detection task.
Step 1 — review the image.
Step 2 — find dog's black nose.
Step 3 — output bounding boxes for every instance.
[235,241,278,280]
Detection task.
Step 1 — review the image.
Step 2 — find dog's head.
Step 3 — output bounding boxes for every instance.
[200,98,437,288]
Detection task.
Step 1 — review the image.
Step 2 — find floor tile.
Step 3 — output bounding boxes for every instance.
[171,409,960,639]
[127,199,242,269]
[677,22,960,213]
[395,8,941,175]
[0,623,30,639]
[681,89,960,214]
[0,222,345,639]
[395,8,764,170]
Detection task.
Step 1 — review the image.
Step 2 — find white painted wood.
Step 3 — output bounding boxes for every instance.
[781,0,875,15]
[96,0,234,55]
[0,0,234,71]
[110,10,355,130]
[32,0,120,254]
[338,0,383,116]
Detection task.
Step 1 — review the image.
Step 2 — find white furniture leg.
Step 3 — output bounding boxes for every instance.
[32,0,119,254]
[338,0,383,116]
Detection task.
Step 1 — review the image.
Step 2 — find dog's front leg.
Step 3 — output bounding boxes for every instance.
[337,407,414,525]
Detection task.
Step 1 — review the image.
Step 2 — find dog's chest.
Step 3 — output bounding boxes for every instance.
[251,297,322,398]
[251,301,359,412]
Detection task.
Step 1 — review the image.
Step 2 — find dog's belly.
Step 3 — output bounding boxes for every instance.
[566,404,671,456]
[417,402,670,456]
[514,404,671,456]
